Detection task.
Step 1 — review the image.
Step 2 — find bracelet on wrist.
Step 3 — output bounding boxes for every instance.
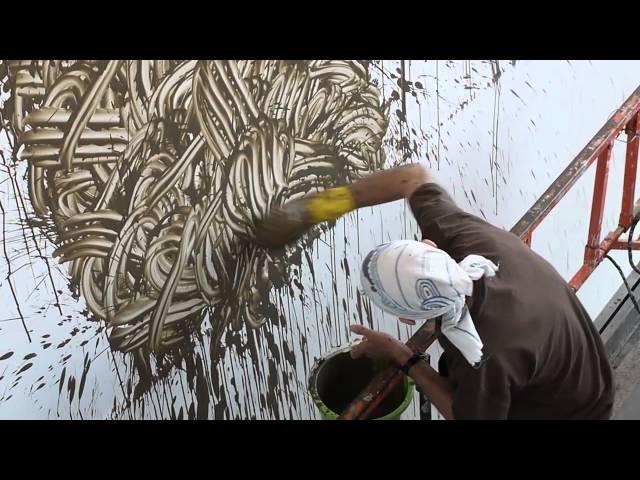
[399,351,428,375]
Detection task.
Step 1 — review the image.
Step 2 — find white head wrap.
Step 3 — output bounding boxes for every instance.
[360,240,499,366]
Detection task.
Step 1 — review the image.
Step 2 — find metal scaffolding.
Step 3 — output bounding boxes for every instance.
[512,85,640,291]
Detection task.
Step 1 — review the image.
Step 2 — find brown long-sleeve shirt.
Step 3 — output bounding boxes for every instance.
[409,183,614,419]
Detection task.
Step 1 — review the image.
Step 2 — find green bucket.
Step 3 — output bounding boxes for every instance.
[308,344,414,420]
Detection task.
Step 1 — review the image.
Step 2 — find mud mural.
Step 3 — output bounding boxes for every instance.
[0,59,525,419]
[4,60,635,419]
[1,60,391,397]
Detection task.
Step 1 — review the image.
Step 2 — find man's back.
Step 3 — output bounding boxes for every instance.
[410,182,614,419]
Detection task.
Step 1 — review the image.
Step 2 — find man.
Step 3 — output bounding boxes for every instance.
[257,163,614,420]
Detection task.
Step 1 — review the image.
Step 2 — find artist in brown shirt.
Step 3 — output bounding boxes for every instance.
[344,164,615,420]
[258,162,614,419]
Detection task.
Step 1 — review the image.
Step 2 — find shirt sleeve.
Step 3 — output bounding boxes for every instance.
[443,347,513,420]
[409,183,480,250]
[408,182,505,256]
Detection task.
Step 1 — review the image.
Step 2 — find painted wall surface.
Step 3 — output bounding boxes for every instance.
[0,60,639,419]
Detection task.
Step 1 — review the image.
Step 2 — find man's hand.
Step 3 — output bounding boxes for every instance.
[254,198,314,249]
[349,324,413,366]
[350,323,456,419]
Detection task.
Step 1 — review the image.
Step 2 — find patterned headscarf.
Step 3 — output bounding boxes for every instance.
[360,240,499,366]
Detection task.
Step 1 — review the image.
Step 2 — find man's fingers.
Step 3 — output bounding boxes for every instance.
[349,324,371,336]
[350,340,368,359]
[350,325,375,359]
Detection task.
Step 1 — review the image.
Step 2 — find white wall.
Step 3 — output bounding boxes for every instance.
[382,60,640,318]
[1,60,639,419]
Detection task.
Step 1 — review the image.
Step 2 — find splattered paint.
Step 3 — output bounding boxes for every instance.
[0,60,394,417]
[2,60,640,419]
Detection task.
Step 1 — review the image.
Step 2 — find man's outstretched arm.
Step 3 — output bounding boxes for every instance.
[255,163,435,248]
[347,163,434,207]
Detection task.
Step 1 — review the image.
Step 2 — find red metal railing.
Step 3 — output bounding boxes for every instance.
[511,85,640,291]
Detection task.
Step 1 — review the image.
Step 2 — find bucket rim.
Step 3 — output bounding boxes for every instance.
[308,344,414,420]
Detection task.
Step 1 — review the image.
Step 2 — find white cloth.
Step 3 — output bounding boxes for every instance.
[360,240,499,366]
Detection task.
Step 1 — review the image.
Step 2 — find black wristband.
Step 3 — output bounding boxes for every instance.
[399,352,428,375]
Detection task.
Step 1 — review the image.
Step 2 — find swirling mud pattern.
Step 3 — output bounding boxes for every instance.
[0,60,389,400]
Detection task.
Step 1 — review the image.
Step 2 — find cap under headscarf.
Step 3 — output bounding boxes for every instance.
[360,240,499,366]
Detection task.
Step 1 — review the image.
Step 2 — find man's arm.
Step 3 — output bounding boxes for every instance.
[255,163,434,248]
[347,163,434,208]
[349,324,455,420]
[395,347,456,420]
[349,324,514,420]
